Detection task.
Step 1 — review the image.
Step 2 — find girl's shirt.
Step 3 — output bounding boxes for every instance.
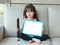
[22,18,44,37]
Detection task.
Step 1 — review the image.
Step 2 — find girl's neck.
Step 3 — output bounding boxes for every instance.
[26,17,34,20]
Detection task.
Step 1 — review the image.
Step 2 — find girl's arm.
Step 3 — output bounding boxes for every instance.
[20,20,24,32]
[42,28,44,32]
[16,20,24,32]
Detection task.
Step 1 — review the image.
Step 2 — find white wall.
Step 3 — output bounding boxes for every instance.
[11,0,60,4]
[0,0,5,4]
[1,0,60,4]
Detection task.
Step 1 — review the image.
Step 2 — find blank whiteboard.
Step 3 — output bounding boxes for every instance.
[22,20,44,36]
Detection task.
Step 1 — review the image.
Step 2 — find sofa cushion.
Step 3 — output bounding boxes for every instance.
[0,37,52,45]
[4,6,48,37]
[0,24,3,41]
[51,38,60,45]
[48,7,60,38]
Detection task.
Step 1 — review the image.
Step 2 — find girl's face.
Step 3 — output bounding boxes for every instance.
[26,9,35,18]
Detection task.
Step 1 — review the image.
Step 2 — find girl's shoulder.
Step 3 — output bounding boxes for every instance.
[39,20,44,22]
[22,18,25,22]
[22,20,24,22]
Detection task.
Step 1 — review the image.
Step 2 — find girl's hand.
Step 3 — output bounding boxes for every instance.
[16,28,21,32]
[42,28,44,32]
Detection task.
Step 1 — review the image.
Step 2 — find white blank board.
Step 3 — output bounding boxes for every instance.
[22,20,44,36]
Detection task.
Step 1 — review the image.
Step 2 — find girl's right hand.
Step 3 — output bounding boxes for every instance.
[16,28,21,32]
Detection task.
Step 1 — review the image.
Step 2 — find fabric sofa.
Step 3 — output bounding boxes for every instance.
[0,5,60,45]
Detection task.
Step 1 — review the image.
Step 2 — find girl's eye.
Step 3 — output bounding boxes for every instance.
[27,10,31,12]
[27,11,34,13]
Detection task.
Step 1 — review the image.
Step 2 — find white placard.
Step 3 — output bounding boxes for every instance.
[22,20,44,36]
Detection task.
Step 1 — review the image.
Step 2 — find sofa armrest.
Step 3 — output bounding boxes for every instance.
[0,24,3,41]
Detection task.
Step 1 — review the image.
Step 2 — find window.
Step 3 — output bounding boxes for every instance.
[0,4,5,24]
[0,4,4,15]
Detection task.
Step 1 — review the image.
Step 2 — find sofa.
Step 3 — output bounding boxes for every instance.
[0,5,60,45]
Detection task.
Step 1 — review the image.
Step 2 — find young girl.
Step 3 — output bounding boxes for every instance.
[17,4,50,43]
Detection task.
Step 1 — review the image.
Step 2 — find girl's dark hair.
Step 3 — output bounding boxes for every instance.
[23,4,39,21]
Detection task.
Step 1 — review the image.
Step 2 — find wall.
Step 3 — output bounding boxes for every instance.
[1,0,60,4]
[11,0,60,4]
